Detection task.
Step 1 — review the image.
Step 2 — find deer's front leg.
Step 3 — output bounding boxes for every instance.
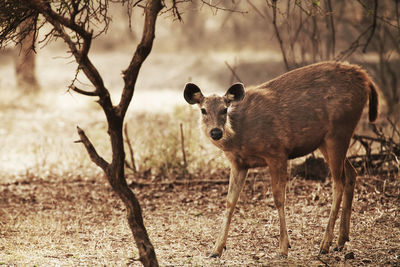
[210,165,248,258]
[267,157,290,258]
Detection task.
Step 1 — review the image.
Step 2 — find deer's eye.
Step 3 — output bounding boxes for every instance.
[201,108,207,115]
[221,108,228,115]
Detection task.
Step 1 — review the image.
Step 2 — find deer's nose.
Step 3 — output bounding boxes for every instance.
[210,128,223,140]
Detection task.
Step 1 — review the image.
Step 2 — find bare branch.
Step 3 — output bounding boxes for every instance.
[295,0,315,15]
[128,178,272,187]
[335,26,371,61]
[28,0,115,121]
[160,0,190,21]
[124,124,137,173]
[387,117,400,138]
[117,0,163,119]
[325,0,335,58]
[396,0,400,35]
[271,0,290,71]
[0,1,37,48]
[224,61,243,84]
[70,85,99,97]
[362,0,378,53]
[311,4,320,62]
[133,0,146,8]
[76,126,109,171]
[247,0,265,19]
[171,0,184,21]
[180,123,188,173]
[291,3,310,52]
[200,0,248,14]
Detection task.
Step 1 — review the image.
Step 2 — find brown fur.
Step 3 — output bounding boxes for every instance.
[183,61,379,258]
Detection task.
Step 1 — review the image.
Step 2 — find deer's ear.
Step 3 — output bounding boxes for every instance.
[225,83,245,103]
[184,83,204,105]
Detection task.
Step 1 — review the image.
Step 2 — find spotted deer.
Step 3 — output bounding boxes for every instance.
[183,61,379,258]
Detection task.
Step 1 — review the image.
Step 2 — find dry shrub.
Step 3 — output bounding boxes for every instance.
[124,105,228,181]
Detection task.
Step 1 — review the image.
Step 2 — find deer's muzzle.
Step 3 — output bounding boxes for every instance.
[210,128,223,140]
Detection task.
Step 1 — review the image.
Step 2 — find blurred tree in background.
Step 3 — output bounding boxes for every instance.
[15,16,40,92]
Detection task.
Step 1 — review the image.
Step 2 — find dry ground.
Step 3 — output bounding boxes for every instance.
[1,170,399,266]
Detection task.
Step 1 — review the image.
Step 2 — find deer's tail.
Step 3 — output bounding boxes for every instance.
[368,82,379,123]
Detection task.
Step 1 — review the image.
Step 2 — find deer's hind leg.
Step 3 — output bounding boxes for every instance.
[336,158,357,251]
[318,138,349,254]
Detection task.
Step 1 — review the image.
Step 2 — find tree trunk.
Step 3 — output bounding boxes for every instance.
[77,122,159,267]
[107,123,158,266]
[15,17,39,92]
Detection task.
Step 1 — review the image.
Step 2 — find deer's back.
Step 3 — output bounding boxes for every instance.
[226,62,370,160]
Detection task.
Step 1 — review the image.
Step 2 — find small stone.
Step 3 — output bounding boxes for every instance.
[344,251,355,260]
[252,255,260,260]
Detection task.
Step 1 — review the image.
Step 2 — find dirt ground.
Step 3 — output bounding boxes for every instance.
[1,170,399,266]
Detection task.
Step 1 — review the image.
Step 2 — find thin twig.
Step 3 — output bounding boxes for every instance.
[396,0,400,35]
[353,134,388,144]
[76,126,109,171]
[133,0,145,8]
[351,118,400,175]
[316,255,330,267]
[362,0,378,53]
[224,61,243,84]
[29,0,113,113]
[180,123,188,172]
[171,0,183,21]
[70,85,98,96]
[125,159,134,171]
[335,26,371,61]
[325,0,335,58]
[124,124,137,173]
[247,0,265,19]
[129,178,271,187]
[117,0,163,119]
[387,118,400,137]
[271,0,290,71]
[200,0,247,14]
[348,153,395,161]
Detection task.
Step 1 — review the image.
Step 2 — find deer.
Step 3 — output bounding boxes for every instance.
[183,61,379,259]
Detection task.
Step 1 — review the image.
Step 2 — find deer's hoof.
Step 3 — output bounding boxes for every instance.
[319,249,329,255]
[333,245,344,252]
[278,253,288,260]
[209,253,220,258]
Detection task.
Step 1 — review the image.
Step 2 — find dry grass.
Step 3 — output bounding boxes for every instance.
[0,174,135,266]
[1,171,399,266]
